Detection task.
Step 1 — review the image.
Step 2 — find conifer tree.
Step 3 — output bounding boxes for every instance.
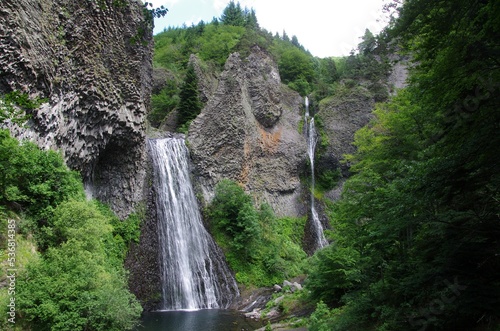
[245,8,259,29]
[220,1,245,26]
[177,64,202,130]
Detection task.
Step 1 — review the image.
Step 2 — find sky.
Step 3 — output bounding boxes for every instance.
[148,0,388,58]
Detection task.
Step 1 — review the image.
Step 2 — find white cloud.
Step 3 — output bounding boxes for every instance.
[213,0,229,12]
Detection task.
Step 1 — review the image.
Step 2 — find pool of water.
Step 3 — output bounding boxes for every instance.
[135,309,264,331]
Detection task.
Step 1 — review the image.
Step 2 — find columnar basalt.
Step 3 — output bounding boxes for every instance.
[0,0,152,217]
[188,46,307,217]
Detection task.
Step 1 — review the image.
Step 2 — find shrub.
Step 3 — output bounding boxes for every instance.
[208,179,307,286]
[0,129,84,219]
[16,200,142,331]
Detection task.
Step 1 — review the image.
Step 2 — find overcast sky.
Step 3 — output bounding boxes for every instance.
[148,0,388,58]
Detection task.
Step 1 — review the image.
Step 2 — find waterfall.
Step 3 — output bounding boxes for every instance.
[148,138,239,311]
[304,97,328,250]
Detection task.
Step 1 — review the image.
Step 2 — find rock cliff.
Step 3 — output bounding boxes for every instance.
[0,0,152,217]
[188,46,307,217]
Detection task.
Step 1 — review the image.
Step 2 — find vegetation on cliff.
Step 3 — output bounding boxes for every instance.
[149,1,390,131]
[0,130,142,330]
[207,179,306,287]
[306,0,500,330]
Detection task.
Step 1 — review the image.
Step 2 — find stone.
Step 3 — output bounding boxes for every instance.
[244,309,262,319]
[0,0,152,218]
[273,284,282,292]
[292,282,303,291]
[274,295,285,305]
[188,46,307,217]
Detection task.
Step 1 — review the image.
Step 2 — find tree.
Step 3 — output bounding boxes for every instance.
[307,0,500,329]
[282,30,290,42]
[358,29,376,55]
[16,200,142,331]
[278,47,314,95]
[0,130,83,226]
[148,80,180,127]
[220,1,245,26]
[245,8,259,29]
[177,63,202,131]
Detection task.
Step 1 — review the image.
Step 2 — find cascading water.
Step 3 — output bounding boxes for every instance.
[304,97,328,250]
[148,137,239,311]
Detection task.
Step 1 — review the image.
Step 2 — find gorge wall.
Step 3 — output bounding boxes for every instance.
[188,46,307,217]
[1,0,405,309]
[0,0,152,218]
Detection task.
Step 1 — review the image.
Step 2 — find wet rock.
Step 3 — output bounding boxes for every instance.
[245,309,262,320]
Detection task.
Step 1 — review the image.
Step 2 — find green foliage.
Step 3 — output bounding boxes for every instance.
[208,179,259,259]
[0,91,46,125]
[143,2,168,19]
[177,64,202,131]
[148,80,179,127]
[220,1,246,27]
[307,245,362,306]
[306,0,500,328]
[0,130,84,225]
[208,180,307,286]
[0,132,142,330]
[308,301,335,331]
[16,200,142,331]
[0,233,39,331]
[316,169,341,191]
[277,47,314,95]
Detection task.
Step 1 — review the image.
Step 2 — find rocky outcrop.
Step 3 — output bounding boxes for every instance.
[188,46,306,217]
[189,54,219,104]
[125,155,161,311]
[0,0,152,217]
[314,87,374,203]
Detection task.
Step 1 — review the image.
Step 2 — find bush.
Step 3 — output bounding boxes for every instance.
[306,244,362,306]
[208,180,307,286]
[148,80,180,127]
[16,200,142,331]
[317,169,341,191]
[208,179,259,258]
[0,132,142,330]
[0,129,84,220]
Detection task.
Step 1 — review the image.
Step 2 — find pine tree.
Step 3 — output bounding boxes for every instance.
[245,8,259,29]
[177,64,202,131]
[220,1,245,26]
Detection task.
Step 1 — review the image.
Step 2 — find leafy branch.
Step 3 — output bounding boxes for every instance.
[0,91,47,125]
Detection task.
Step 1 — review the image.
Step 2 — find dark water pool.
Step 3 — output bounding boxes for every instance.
[135,309,265,331]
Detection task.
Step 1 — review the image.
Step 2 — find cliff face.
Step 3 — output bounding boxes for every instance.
[0,0,152,217]
[188,46,307,217]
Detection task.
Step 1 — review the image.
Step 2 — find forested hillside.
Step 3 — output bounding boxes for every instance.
[149,1,391,131]
[150,0,499,330]
[306,0,500,330]
[1,0,498,330]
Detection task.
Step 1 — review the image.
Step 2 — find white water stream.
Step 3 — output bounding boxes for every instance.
[148,138,238,310]
[304,97,328,250]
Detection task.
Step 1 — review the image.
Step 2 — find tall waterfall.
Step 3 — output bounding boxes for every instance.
[304,97,328,250]
[148,138,239,310]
